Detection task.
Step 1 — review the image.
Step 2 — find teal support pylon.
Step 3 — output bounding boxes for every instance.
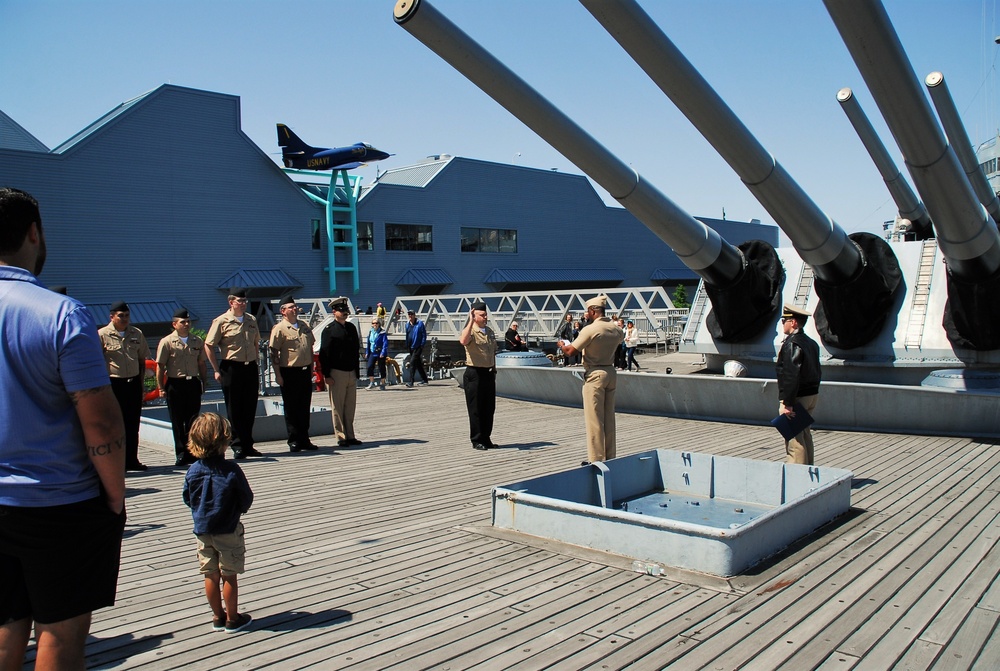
[283,167,362,295]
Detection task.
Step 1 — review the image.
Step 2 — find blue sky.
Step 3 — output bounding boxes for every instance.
[1,0,995,240]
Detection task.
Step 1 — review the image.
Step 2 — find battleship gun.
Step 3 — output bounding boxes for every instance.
[394,0,780,342]
[836,87,933,240]
[578,0,902,350]
[925,72,1000,227]
[825,0,1000,349]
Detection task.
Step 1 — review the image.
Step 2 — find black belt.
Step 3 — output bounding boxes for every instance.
[168,375,198,380]
[222,360,256,366]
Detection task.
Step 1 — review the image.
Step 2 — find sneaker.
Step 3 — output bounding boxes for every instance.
[418,381,429,386]
[366,381,375,390]
[225,612,252,633]
[212,615,226,632]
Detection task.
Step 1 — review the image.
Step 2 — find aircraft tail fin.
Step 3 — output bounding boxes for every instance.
[276,123,313,153]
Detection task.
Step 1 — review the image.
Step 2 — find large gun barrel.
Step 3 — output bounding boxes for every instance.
[825,0,1000,349]
[925,71,1000,226]
[578,0,901,349]
[836,87,932,238]
[394,0,783,341]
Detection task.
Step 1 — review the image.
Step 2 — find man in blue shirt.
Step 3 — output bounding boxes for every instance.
[0,187,127,669]
[404,309,430,387]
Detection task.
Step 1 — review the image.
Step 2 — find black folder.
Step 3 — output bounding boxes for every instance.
[770,402,814,441]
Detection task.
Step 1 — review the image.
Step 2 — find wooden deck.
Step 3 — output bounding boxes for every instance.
[41,369,1000,670]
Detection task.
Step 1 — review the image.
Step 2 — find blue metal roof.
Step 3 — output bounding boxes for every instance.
[85,300,197,325]
[484,268,624,284]
[394,268,455,287]
[217,268,303,295]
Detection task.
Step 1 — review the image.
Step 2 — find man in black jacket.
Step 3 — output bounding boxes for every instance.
[319,298,362,448]
[776,304,821,465]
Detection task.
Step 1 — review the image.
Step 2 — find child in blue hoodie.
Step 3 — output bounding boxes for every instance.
[182,412,254,633]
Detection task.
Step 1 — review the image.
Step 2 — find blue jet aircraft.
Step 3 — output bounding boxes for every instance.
[277,124,392,170]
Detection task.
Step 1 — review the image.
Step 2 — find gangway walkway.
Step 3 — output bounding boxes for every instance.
[381,287,686,348]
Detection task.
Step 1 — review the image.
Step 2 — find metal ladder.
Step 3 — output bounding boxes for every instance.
[682,281,709,345]
[794,264,814,308]
[904,239,938,349]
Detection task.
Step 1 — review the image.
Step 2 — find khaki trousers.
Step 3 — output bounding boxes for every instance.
[583,367,617,462]
[781,393,819,465]
[327,369,357,441]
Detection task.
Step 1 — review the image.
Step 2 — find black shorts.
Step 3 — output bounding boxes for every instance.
[0,496,126,624]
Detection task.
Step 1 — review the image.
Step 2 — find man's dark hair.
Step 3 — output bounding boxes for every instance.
[0,187,41,255]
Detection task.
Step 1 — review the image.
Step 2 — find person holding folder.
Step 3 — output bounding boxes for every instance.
[776,304,821,465]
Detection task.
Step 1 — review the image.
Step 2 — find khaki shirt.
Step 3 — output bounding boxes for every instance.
[269,319,316,368]
[464,326,497,368]
[571,317,623,370]
[205,310,260,363]
[156,331,206,378]
[98,323,151,378]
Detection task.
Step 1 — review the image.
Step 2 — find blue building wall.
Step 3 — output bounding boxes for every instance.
[0,83,778,334]
[351,156,777,309]
[0,85,325,333]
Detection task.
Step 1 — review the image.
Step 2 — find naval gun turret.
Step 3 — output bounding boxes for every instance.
[825,0,1000,350]
[394,0,781,342]
[396,0,1000,383]
[578,0,905,351]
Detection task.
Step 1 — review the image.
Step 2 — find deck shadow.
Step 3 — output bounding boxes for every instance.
[252,608,353,632]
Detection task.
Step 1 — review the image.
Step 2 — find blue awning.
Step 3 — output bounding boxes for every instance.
[395,268,454,287]
[217,268,303,296]
[86,300,198,326]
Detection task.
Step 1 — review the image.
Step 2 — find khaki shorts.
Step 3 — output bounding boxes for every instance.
[196,522,246,575]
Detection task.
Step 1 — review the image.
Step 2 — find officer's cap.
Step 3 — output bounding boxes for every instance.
[110,300,129,313]
[470,301,487,312]
[173,308,190,320]
[782,303,811,320]
[279,295,296,308]
[229,288,247,299]
[329,297,349,312]
[585,295,607,310]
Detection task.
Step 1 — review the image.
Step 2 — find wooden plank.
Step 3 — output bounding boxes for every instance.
[29,376,995,671]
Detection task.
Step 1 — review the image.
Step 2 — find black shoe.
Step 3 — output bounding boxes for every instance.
[346,438,363,446]
[225,612,253,633]
[338,439,349,447]
[289,443,302,453]
[473,443,489,451]
[241,447,264,457]
[581,461,591,466]
[174,455,196,467]
[303,443,319,451]
[126,461,148,472]
[233,451,246,460]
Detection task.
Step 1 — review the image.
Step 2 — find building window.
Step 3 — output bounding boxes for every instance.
[311,219,321,250]
[385,223,433,251]
[461,227,517,253]
[358,222,373,251]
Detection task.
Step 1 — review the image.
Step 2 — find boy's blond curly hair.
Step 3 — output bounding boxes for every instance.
[187,412,232,459]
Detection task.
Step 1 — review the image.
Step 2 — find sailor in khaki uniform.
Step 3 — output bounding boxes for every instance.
[458,301,498,451]
[156,309,207,466]
[269,295,318,453]
[558,295,624,464]
[204,288,263,459]
[98,300,151,471]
